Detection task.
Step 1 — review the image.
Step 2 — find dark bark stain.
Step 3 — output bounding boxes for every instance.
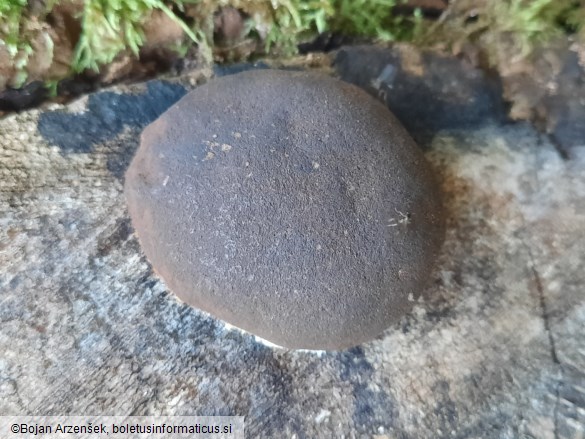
[336,347,400,435]
[37,80,187,154]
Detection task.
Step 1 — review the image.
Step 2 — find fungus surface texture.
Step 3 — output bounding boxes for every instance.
[124,69,445,350]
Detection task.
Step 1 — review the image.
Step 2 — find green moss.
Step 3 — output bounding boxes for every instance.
[261,0,423,51]
[1,0,424,78]
[0,0,57,86]
[264,0,334,53]
[44,78,59,97]
[484,0,571,56]
[0,0,29,57]
[331,0,421,41]
[72,0,204,72]
[425,0,585,66]
[562,1,585,37]
[1,0,584,89]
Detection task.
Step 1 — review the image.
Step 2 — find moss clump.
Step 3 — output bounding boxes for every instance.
[264,0,334,53]
[0,0,584,89]
[257,0,421,53]
[0,0,29,57]
[424,0,585,65]
[332,0,422,41]
[0,0,422,82]
[72,0,202,72]
[0,0,56,86]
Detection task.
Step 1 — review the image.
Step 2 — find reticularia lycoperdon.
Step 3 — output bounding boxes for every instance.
[125,69,445,350]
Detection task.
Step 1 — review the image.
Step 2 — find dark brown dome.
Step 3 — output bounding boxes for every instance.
[124,69,445,350]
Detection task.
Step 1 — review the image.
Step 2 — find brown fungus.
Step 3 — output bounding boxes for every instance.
[124,70,445,350]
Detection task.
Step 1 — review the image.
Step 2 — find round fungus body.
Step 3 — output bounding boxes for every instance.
[124,69,445,350]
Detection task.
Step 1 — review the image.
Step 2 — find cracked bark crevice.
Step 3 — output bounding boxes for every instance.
[521,133,564,437]
[528,255,559,366]
[527,250,562,439]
